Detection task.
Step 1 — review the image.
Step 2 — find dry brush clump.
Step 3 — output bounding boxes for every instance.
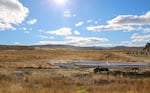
[84,74,150,93]
[0,73,76,93]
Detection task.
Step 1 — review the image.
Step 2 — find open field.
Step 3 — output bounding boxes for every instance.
[0,48,150,93]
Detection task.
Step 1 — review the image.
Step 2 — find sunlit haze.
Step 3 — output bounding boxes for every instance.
[55,0,65,5]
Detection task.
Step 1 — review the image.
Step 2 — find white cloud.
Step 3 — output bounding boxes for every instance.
[19,27,32,31]
[87,11,150,32]
[37,41,64,45]
[37,36,108,46]
[75,22,84,27]
[22,27,27,31]
[46,27,72,36]
[143,28,150,33]
[39,35,54,39]
[94,44,114,47]
[108,11,150,25]
[65,36,108,45]
[63,11,75,18]
[14,42,20,45]
[74,30,80,35]
[19,27,32,34]
[120,33,150,47]
[131,33,150,42]
[0,23,16,31]
[87,20,92,23]
[87,25,135,32]
[120,41,144,47]
[27,19,37,25]
[0,0,29,30]
[73,15,76,17]
[50,36,54,39]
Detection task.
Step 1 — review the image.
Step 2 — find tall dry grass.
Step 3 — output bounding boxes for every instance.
[0,49,150,93]
[0,49,140,63]
[0,71,150,93]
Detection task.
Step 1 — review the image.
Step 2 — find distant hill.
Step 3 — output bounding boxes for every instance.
[0,45,35,50]
[0,44,144,50]
[110,46,143,50]
[34,44,143,50]
[34,44,76,49]
[34,44,104,50]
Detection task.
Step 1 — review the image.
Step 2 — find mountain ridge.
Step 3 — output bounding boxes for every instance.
[0,44,144,50]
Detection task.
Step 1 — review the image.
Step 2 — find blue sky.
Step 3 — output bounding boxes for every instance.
[0,0,150,47]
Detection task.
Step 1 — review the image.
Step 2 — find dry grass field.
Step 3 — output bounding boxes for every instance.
[0,48,150,93]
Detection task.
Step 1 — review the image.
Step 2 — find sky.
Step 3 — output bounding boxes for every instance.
[0,0,150,47]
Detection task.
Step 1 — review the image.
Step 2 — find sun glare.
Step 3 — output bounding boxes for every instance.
[55,0,65,5]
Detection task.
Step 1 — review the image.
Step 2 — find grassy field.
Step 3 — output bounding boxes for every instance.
[0,48,150,93]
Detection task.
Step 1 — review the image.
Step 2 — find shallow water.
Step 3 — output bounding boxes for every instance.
[49,60,150,69]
